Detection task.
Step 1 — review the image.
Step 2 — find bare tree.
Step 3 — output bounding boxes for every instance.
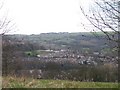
[80,1,119,82]
[80,0,120,43]
[0,0,16,76]
[0,0,16,35]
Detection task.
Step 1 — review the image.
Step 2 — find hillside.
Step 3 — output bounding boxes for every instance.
[2,32,118,82]
[4,32,117,51]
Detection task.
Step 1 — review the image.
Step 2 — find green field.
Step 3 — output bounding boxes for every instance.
[2,76,118,88]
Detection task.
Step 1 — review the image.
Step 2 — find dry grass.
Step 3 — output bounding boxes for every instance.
[2,76,118,88]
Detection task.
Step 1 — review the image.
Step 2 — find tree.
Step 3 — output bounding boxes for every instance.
[0,0,16,35]
[80,0,120,43]
[80,0,119,82]
[0,0,16,76]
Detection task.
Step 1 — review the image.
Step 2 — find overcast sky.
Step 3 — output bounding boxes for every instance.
[2,0,93,34]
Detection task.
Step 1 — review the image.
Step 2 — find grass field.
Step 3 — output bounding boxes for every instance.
[2,76,118,88]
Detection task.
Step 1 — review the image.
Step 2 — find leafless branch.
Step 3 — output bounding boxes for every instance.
[80,0,119,43]
[0,1,16,35]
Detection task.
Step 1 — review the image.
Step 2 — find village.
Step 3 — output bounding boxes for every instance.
[25,49,118,66]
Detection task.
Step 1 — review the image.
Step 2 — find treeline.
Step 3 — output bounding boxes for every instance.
[3,59,118,82]
[41,64,118,82]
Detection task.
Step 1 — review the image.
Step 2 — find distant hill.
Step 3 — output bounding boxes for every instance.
[4,32,117,51]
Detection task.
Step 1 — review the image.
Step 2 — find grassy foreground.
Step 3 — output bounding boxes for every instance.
[2,76,118,88]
